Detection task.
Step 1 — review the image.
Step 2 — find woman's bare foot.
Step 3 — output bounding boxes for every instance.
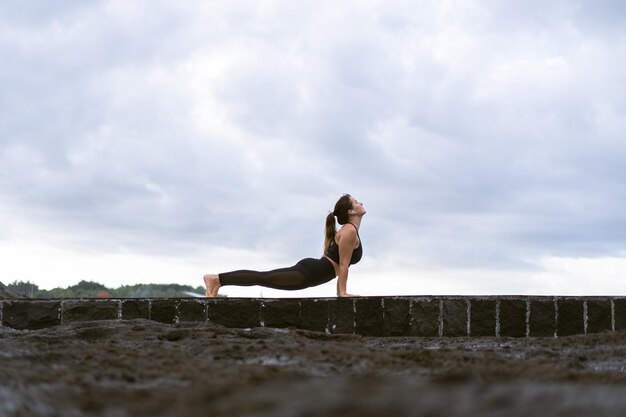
[203,274,221,298]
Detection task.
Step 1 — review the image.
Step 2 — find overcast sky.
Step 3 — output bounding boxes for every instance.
[1,1,626,297]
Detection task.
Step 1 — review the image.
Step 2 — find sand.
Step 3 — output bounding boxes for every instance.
[1,319,626,416]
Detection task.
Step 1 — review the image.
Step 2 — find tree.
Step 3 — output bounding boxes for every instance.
[72,280,108,292]
[14,279,218,298]
[8,280,38,298]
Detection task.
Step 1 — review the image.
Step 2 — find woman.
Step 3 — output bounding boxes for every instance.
[203,194,366,297]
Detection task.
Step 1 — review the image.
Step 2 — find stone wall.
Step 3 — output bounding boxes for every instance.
[1,296,625,337]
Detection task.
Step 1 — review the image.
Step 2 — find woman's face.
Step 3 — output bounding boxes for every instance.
[350,197,366,216]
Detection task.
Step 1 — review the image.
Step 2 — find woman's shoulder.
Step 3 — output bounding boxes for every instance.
[339,223,357,233]
[337,224,358,241]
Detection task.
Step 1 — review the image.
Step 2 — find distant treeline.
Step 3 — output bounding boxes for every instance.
[6,280,209,298]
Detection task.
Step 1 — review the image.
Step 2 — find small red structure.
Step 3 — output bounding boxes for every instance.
[96,290,112,298]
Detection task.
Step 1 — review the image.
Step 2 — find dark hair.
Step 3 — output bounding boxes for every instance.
[324,194,353,253]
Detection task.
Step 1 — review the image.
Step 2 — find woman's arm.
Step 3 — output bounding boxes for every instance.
[336,227,359,297]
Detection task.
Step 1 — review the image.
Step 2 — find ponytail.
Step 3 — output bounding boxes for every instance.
[323,194,353,254]
[324,212,336,253]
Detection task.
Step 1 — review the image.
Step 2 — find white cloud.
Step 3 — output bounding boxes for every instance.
[1,1,626,295]
[529,254,626,295]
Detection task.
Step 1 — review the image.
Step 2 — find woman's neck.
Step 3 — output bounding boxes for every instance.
[347,216,362,229]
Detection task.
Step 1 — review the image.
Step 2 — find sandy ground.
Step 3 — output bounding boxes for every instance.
[1,319,626,416]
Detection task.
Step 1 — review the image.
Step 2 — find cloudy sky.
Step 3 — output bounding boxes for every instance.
[1,0,626,297]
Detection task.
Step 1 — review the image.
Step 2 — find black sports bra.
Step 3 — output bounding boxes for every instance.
[325,223,363,265]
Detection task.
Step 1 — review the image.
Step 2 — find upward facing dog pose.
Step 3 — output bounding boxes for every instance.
[203,194,366,298]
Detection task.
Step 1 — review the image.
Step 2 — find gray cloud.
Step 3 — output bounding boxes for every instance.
[1,1,626,285]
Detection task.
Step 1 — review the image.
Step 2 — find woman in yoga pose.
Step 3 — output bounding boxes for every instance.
[203,194,365,298]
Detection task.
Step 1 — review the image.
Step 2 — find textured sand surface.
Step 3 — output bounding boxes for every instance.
[1,319,626,416]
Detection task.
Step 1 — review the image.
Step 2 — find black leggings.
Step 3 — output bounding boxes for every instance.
[219,257,336,291]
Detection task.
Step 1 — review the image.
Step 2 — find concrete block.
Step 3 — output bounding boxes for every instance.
[409,298,440,337]
[2,300,62,330]
[615,298,626,331]
[355,298,383,336]
[442,299,468,337]
[328,298,355,334]
[177,299,207,322]
[586,299,611,334]
[300,299,329,332]
[498,299,527,338]
[529,299,556,337]
[383,298,411,337]
[121,299,150,320]
[470,299,496,337]
[208,299,261,328]
[63,300,119,323]
[261,299,300,328]
[151,299,178,324]
[557,298,584,336]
